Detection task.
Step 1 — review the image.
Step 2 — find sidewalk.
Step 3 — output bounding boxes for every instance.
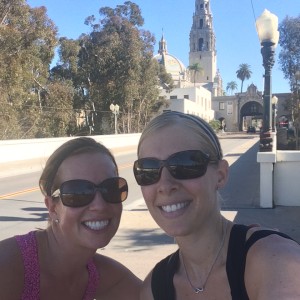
[103,134,300,279]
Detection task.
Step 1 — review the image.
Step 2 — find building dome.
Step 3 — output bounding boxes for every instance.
[153,35,186,82]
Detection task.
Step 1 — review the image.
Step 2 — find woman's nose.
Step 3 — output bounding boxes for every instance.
[157,167,179,194]
[88,191,109,209]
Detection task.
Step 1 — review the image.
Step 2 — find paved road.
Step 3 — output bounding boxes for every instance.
[1,133,299,280]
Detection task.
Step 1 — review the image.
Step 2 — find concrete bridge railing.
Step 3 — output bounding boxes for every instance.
[0,134,141,164]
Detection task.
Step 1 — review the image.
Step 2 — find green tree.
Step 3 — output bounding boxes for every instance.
[158,64,174,92]
[278,15,300,149]
[0,0,58,139]
[73,1,161,133]
[188,63,203,86]
[236,63,252,93]
[226,81,238,95]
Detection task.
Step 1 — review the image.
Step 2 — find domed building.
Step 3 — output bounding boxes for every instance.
[153,34,214,122]
[153,35,191,88]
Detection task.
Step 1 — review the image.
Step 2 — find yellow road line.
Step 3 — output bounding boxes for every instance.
[0,162,134,200]
[0,187,39,199]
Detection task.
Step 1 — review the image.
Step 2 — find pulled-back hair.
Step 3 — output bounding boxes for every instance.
[39,137,118,196]
[138,111,223,161]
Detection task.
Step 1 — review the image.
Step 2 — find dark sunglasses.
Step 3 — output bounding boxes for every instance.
[133,150,217,186]
[51,177,128,207]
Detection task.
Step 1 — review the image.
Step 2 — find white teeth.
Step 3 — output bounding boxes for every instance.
[161,202,187,213]
[84,220,109,230]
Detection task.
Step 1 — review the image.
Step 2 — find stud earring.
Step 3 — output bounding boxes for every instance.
[54,219,59,224]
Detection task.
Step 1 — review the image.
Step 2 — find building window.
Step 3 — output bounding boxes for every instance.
[184,95,189,99]
[199,38,203,51]
[170,96,177,99]
[200,4,203,9]
[200,19,203,29]
[219,102,225,110]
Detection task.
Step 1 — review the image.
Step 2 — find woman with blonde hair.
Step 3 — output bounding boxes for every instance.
[134,111,300,300]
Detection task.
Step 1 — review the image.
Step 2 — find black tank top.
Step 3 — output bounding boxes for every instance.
[151,224,295,300]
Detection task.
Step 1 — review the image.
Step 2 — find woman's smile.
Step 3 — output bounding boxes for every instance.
[160,201,190,213]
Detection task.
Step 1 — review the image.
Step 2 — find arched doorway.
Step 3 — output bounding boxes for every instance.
[218,117,225,131]
[239,101,263,131]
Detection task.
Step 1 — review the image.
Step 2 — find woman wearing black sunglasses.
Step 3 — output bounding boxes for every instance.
[0,137,141,299]
[134,111,300,300]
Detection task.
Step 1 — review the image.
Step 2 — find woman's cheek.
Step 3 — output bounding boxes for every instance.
[141,186,154,204]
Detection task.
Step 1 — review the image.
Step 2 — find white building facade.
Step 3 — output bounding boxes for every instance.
[159,86,214,122]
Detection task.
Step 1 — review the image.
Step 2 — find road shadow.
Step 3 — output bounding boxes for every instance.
[0,206,48,222]
[226,206,300,243]
[107,227,175,251]
[220,141,260,208]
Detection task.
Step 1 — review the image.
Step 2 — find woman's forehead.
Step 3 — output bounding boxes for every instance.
[139,124,205,157]
[57,152,116,177]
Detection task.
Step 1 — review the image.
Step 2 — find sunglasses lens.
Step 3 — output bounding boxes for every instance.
[100,177,128,204]
[60,180,94,207]
[133,150,210,186]
[59,178,128,207]
[133,159,161,186]
[168,150,209,179]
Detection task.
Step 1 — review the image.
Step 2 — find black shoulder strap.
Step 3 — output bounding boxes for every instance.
[226,224,250,300]
[151,249,179,300]
[227,225,297,300]
[245,230,296,252]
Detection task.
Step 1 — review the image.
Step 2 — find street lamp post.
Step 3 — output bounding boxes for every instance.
[272,95,278,131]
[110,104,119,134]
[256,9,279,152]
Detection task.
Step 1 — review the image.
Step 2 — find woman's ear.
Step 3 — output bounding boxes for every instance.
[216,159,229,189]
[45,196,58,221]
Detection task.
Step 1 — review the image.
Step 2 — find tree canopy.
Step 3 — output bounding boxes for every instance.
[236,63,252,93]
[226,81,238,95]
[0,0,60,139]
[278,14,300,149]
[0,1,166,139]
[188,63,203,86]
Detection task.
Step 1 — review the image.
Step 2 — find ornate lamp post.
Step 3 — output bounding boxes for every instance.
[256,9,279,151]
[109,104,119,134]
[272,95,278,131]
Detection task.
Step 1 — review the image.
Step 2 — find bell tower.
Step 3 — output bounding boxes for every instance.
[189,0,217,86]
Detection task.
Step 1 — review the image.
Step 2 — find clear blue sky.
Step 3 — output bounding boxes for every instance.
[27,0,300,94]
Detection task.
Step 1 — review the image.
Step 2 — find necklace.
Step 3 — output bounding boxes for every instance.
[180,221,228,294]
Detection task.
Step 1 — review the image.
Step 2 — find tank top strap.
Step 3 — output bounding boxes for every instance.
[15,231,40,300]
[83,258,100,300]
[151,249,179,300]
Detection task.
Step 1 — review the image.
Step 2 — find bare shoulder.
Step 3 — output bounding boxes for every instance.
[93,253,141,300]
[245,230,300,299]
[0,237,24,299]
[140,270,154,300]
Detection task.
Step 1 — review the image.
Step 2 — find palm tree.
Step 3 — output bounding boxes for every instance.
[188,63,203,86]
[226,81,238,95]
[236,64,252,131]
[236,63,252,93]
